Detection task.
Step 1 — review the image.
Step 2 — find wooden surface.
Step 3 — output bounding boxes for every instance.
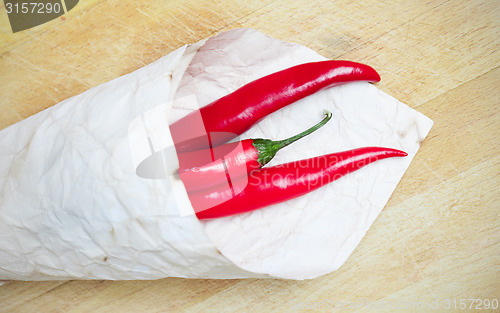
[0,0,498,312]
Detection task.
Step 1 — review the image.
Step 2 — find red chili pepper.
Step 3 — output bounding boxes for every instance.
[178,110,332,191]
[189,147,407,219]
[170,60,380,152]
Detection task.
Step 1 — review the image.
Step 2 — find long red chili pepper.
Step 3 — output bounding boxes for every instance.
[189,147,407,219]
[170,60,380,152]
[178,110,332,191]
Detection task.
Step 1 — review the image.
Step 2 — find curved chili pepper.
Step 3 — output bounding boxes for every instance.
[179,110,332,191]
[170,60,380,152]
[189,147,407,219]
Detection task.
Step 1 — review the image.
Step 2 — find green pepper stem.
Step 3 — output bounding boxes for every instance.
[253,110,333,166]
[274,109,332,149]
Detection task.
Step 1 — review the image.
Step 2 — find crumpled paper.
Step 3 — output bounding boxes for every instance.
[0,28,432,281]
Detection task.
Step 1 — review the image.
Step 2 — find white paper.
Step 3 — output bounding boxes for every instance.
[0,28,432,281]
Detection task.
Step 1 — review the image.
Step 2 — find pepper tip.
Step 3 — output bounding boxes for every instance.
[396,149,408,157]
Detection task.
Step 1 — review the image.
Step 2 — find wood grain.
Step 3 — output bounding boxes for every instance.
[0,0,498,312]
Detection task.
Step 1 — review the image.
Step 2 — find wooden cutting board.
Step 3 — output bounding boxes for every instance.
[1,0,498,312]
